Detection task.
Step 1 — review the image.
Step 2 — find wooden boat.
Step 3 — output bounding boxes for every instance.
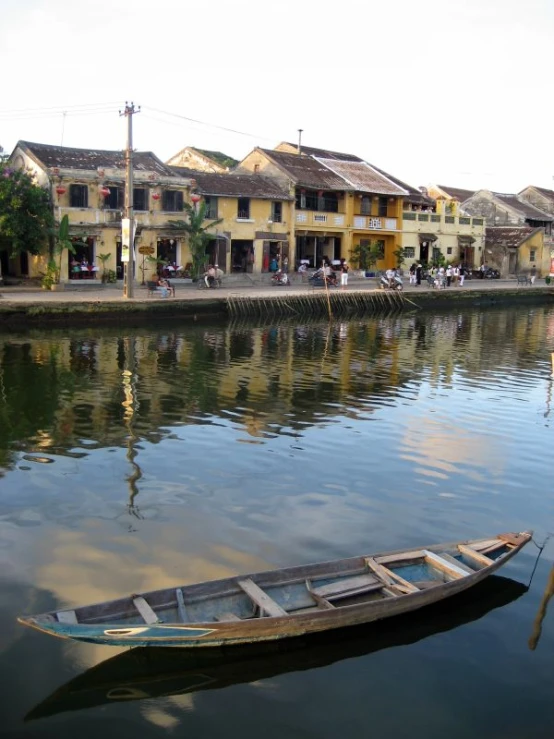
[18,530,531,648]
[26,574,528,721]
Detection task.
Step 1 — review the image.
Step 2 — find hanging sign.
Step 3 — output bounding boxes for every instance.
[121,218,135,263]
[138,245,155,255]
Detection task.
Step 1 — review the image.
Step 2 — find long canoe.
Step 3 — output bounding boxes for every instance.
[18,530,531,648]
[26,574,528,721]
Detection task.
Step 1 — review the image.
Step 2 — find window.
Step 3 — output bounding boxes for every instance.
[133,188,148,211]
[237,197,250,219]
[530,249,536,262]
[447,247,452,255]
[204,196,218,219]
[162,190,184,211]
[104,186,123,210]
[378,197,388,217]
[69,184,88,208]
[361,196,371,215]
[404,247,415,258]
[271,201,282,222]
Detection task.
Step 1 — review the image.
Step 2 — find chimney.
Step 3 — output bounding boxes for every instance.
[298,128,303,155]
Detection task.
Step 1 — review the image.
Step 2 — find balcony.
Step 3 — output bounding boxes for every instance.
[352,216,398,231]
[295,211,346,228]
[402,212,485,230]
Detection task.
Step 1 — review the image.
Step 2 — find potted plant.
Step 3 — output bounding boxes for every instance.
[97,252,112,284]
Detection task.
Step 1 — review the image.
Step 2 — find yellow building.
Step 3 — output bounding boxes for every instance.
[484,226,547,276]
[402,198,486,268]
[168,168,293,273]
[236,143,407,270]
[9,141,193,282]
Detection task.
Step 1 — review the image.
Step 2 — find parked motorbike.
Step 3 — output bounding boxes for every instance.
[380,274,403,291]
[309,269,338,288]
[484,268,500,279]
[271,270,290,286]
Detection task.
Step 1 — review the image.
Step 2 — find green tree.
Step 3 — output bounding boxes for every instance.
[393,247,406,268]
[350,240,384,271]
[169,200,223,279]
[0,164,53,256]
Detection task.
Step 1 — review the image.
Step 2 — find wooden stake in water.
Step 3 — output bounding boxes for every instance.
[551,352,554,377]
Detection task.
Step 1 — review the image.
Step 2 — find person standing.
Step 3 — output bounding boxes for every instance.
[340,259,349,289]
[459,265,466,286]
[409,263,417,285]
[453,264,460,285]
[446,264,453,287]
[415,263,422,286]
[282,256,289,274]
[530,265,537,285]
[480,263,486,279]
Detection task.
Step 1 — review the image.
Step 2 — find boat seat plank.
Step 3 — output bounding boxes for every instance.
[133,596,160,624]
[431,551,475,574]
[423,550,468,579]
[238,579,287,618]
[480,541,508,555]
[214,612,242,622]
[470,539,501,552]
[312,574,380,599]
[57,610,78,624]
[458,544,494,567]
[176,588,188,623]
[305,580,335,609]
[365,557,420,593]
[375,551,426,565]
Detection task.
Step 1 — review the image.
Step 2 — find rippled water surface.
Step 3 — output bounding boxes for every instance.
[1,306,553,738]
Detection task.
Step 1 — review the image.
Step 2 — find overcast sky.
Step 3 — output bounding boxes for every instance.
[1,0,553,193]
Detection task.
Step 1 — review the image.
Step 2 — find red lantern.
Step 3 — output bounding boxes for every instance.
[191,194,201,204]
[152,192,160,201]
[99,186,111,198]
[55,186,66,196]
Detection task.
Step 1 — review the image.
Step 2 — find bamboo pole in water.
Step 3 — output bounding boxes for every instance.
[322,261,333,321]
[528,564,554,650]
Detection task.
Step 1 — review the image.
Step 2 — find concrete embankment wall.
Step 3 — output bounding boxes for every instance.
[0,288,553,328]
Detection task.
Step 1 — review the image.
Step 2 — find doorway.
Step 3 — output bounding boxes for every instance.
[231,240,254,272]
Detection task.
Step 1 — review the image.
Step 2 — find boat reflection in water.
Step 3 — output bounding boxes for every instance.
[27,575,526,722]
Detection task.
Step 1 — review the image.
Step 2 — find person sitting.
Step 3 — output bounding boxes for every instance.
[204,264,216,288]
[156,276,172,297]
[385,268,395,287]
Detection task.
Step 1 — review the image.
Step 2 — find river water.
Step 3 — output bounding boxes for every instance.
[1,306,553,738]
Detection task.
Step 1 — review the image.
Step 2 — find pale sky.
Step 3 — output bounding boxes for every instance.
[1,0,553,193]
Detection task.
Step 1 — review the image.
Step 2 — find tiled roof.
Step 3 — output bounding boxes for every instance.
[436,185,475,202]
[369,165,433,204]
[316,158,408,196]
[170,167,292,199]
[262,149,351,190]
[492,192,553,221]
[279,142,363,162]
[531,185,554,200]
[485,226,539,249]
[18,140,175,176]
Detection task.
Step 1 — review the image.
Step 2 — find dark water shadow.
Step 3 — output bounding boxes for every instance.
[27,574,527,722]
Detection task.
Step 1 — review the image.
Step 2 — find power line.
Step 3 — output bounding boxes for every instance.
[0,101,121,115]
[142,105,276,143]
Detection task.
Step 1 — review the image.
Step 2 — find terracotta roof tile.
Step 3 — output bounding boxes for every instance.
[262,149,351,190]
[485,226,539,249]
[317,158,408,196]
[436,185,475,202]
[170,167,292,199]
[492,192,553,221]
[18,140,176,176]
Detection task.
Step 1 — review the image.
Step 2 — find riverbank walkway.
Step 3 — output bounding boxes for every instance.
[0,275,551,304]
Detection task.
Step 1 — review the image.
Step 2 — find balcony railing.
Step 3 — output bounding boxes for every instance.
[352,216,398,231]
[402,212,486,228]
[296,211,346,227]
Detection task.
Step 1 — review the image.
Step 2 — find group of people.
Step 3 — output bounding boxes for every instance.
[70,257,98,279]
[409,263,469,288]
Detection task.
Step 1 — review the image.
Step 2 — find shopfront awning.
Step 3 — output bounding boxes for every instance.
[418,233,437,242]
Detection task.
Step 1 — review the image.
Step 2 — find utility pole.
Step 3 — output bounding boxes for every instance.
[120,102,140,298]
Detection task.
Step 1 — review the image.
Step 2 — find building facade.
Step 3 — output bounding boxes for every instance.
[8,141,193,282]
